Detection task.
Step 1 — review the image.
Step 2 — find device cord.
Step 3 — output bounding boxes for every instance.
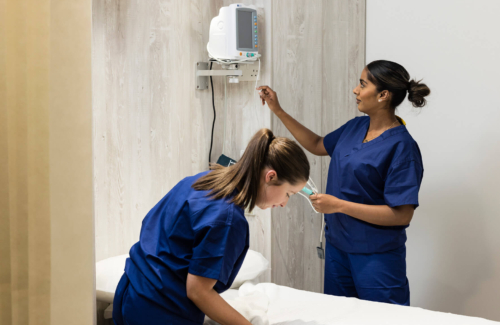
[209,62,215,166]
[254,58,261,110]
[222,76,227,155]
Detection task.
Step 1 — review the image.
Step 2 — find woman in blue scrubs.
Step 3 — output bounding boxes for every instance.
[113,128,309,325]
[258,60,430,306]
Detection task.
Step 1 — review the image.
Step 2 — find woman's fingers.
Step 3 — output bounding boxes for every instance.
[257,85,275,97]
[259,89,274,106]
[257,85,281,112]
[311,195,323,213]
[260,89,271,98]
[311,196,322,212]
[259,92,267,105]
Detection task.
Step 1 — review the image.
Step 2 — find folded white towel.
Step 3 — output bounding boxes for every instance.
[204,282,270,325]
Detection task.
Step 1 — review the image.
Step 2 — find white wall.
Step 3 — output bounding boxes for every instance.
[366,0,500,321]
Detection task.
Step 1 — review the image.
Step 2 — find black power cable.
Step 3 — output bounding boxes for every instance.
[208,62,215,166]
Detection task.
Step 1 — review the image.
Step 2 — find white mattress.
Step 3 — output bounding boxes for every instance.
[241,283,498,325]
[97,257,498,325]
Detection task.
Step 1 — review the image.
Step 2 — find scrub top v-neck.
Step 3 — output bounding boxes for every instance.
[323,116,424,254]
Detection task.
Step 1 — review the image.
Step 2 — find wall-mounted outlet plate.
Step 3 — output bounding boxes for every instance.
[237,63,260,82]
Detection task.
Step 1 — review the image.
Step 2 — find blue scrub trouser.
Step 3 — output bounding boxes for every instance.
[324,241,410,306]
[113,273,200,325]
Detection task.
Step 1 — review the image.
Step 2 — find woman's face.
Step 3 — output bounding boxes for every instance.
[256,168,306,210]
[352,68,389,114]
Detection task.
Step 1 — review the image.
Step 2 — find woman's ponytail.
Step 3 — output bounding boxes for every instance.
[407,79,431,108]
[193,128,309,212]
[235,129,275,210]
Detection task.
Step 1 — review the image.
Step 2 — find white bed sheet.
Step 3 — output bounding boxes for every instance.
[205,287,270,325]
[240,282,498,325]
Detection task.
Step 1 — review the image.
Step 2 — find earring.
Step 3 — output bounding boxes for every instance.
[378,99,381,102]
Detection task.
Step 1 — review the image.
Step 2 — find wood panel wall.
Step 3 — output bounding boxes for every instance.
[93,0,272,267]
[94,2,217,323]
[271,0,365,293]
[93,0,215,264]
[92,3,272,321]
[92,1,364,322]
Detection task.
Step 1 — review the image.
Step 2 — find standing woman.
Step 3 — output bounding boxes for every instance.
[258,60,430,305]
[113,129,309,325]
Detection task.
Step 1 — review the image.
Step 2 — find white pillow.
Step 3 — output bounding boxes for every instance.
[230,250,269,289]
[95,249,269,302]
[95,254,129,303]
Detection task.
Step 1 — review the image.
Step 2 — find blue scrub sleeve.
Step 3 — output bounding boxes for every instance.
[384,159,423,209]
[323,122,348,156]
[189,222,246,285]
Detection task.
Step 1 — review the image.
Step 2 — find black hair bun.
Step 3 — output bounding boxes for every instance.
[408,79,431,108]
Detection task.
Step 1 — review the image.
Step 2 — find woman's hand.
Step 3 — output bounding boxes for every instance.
[310,196,415,226]
[187,274,252,325]
[257,85,283,114]
[255,86,328,156]
[310,193,343,214]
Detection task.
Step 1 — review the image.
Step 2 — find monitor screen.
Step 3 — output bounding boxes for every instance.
[237,10,253,49]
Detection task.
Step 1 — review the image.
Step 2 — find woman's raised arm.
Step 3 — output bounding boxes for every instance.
[257,86,328,156]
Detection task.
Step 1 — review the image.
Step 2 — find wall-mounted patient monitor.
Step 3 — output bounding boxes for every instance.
[207,4,260,61]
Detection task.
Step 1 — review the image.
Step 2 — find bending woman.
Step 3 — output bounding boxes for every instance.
[113,128,309,325]
[258,60,430,305]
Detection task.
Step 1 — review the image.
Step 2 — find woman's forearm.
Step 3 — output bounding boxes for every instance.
[189,288,251,325]
[257,85,327,156]
[275,109,327,156]
[338,200,413,226]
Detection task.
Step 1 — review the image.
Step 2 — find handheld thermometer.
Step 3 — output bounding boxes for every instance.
[301,187,314,196]
[298,178,325,260]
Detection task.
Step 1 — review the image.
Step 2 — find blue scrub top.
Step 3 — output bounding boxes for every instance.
[124,171,249,324]
[323,116,424,254]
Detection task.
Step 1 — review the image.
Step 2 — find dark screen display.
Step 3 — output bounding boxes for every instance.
[237,10,253,49]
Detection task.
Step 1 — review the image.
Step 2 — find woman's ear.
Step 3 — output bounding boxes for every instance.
[265,170,277,183]
[379,90,390,101]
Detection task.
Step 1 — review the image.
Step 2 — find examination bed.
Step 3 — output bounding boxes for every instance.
[96,252,498,325]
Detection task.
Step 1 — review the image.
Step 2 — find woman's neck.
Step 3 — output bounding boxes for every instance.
[367,110,398,131]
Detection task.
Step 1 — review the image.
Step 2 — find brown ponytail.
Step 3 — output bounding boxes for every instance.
[192,128,310,212]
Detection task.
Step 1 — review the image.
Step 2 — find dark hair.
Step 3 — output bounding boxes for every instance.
[366,60,430,108]
[192,128,310,212]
